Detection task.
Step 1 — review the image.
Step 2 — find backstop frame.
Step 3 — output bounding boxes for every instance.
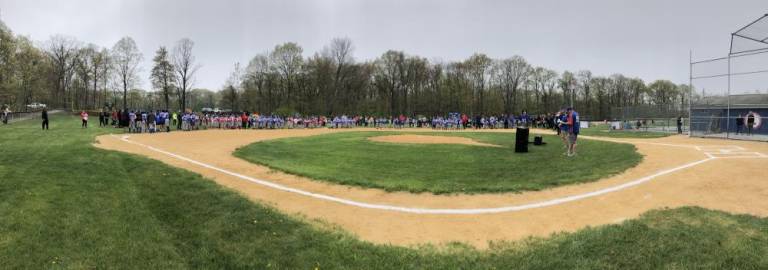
[689,14,768,141]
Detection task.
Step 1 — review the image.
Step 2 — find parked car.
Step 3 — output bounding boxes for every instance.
[26,102,47,110]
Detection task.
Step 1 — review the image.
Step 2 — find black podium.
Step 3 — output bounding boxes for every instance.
[515,127,529,153]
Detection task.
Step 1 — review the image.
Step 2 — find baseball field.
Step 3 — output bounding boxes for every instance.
[1,115,767,269]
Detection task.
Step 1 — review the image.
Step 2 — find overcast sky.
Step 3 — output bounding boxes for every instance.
[1,0,766,91]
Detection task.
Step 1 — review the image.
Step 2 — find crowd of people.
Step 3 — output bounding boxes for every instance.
[66,107,584,156]
[81,109,576,132]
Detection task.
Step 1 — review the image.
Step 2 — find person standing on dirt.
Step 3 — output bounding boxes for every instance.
[677,116,683,134]
[164,110,171,132]
[175,111,182,130]
[41,108,49,130]
[128,110,136,133]
[156,110,165,132]
[735,114,744,135]
[147,111,156,133]
[747,112,755,136]
[241,112,249,129]
[121,109,129,128]
[565,107,580,157]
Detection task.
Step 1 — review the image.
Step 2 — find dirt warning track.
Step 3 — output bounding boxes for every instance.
[95,129,768,248]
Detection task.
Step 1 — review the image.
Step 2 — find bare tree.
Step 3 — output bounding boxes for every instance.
[173,38,199,112]
[111,36,142,110]
[542,69,559,111]
[225,62,243,88]
[494,56,529,114]
[95,48,112,109]
[74,45,96,109]
[244,54,272,112]
[88,46,109,109]
[577,70,592,113]
[43,35,80,108]
[14,36,46,109]
[375,50,405,116]
[270,42,303,109]
[150,46,175,110]
[322,37,354,113]
[328,38,353,82]
[222,62,243,111]
[465,53,492,114]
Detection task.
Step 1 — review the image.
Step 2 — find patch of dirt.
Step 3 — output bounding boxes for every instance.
[94,128,768,249]
[368,134,501,147]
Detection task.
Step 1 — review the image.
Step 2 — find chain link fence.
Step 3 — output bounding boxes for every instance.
[688,14,768,141]
[609,104,688,134]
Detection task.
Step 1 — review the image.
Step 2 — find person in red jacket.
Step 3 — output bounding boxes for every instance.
[111,110,118,127]
[241,112,249,129]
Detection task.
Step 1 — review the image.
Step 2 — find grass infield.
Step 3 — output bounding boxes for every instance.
[235,132,642,194]
[0,116,766,269]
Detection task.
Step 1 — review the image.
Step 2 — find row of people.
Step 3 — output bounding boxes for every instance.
[89,109,577,132]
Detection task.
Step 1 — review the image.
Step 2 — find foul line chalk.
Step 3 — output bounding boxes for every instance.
[112,134,715,215]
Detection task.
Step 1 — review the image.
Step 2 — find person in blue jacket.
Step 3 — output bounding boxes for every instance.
[519,110,530,128]
[565,107,580,157]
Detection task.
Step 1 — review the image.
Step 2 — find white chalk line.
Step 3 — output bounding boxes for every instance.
[599,140,768,159]
[113,134,722,215]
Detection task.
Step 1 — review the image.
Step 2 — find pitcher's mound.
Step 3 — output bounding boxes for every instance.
[368,134,501,147]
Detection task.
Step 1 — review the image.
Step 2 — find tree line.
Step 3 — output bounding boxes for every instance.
[226,38,691,120]
[0,19,691,120]
[0,19,200,114]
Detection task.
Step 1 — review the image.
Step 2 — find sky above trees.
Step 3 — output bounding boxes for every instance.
[1,0,765,90]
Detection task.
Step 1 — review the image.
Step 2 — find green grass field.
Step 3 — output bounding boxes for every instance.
[579,125,672,138]
[1,115,766,269]
[234,132,642,194]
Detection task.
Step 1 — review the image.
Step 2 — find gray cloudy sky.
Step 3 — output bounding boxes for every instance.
[1,0,766,91]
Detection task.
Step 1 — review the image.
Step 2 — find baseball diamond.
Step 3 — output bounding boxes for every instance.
[2,2,768,269]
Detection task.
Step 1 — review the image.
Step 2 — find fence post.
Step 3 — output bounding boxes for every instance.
[726,54,731,139]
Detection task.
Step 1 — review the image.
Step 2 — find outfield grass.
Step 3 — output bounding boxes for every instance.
[234,132,642,194]
[1,116,767,269]
[579,125,672,138]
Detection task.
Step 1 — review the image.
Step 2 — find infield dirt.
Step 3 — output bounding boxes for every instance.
[95,129,768,248]
[368,134,501,147]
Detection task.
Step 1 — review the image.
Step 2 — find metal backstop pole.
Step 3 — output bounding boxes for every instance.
[689,50,693,137]
[726,53,731,139]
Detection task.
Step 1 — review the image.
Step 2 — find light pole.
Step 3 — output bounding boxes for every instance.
[569,78,575,108]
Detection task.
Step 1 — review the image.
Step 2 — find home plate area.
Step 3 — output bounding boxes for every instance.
[697,145,768,159]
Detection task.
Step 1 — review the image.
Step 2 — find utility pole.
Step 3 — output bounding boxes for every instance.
[688,50,693,137]
[569,78,575,108]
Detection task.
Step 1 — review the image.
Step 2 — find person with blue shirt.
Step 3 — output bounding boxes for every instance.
[519,110,530,128]
[565,107,580,157]
[156,110,165,132]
